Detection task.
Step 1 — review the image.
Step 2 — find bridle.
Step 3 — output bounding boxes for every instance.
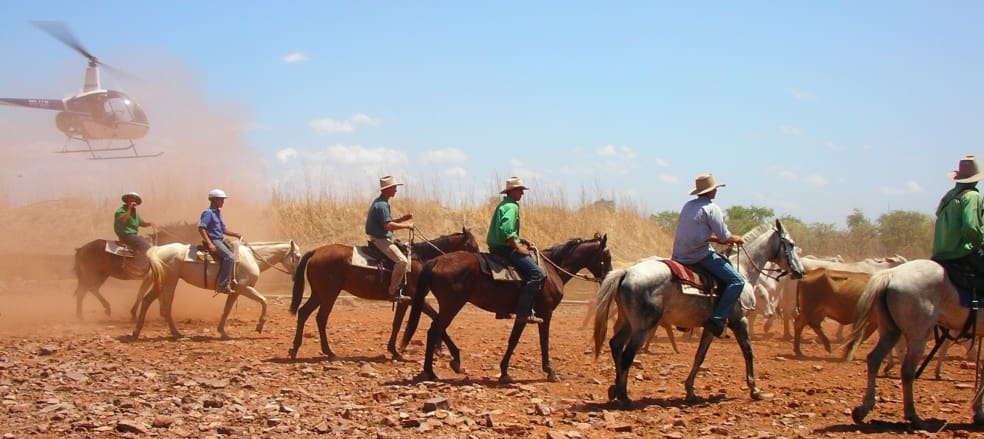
[536,240,609,284]
[733,230,798,282]
[244,240,297,275]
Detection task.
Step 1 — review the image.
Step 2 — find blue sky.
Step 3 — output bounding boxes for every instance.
[2,2,983,227]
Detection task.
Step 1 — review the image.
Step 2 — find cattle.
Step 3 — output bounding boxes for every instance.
[793,268,873,357]
[773,255,907,339]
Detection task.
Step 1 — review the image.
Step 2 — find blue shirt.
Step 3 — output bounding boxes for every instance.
[365,195,393,239]
[671,196,732,264]
[199,207,227,240]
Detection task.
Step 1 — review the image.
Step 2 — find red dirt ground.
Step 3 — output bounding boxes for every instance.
[1,278,983,438]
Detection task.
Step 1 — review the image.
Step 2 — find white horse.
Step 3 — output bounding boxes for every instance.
[846,259,984,429]
[132,240,302,339]
[593,220,805,404]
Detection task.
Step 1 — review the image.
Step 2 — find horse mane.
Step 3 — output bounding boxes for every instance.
[741,222,773,244]
[543,238,583,261]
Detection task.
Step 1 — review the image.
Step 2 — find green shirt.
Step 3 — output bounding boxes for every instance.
[933,184,984,260]
[114,204,142,238]
[487,197,521,250]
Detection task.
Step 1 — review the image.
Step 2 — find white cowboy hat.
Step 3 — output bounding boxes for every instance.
[208,188,228,199]
[379,176,404,191]
[121,192,142,205]
[949,156,984,183]
[500,176,530,194]
[689,173,726,196]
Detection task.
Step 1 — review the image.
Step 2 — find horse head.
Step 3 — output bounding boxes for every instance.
[542,233,611,282]
[457,227,480,253]
[283,240,304,274]
[772,219,805,279]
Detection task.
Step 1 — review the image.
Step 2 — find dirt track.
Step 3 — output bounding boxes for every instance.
[1,279,983,438]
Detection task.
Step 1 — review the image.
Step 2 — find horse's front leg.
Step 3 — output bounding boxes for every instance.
[851,328,899,424]
[536,318,559,382]
[388,301,411,361]
[158,283,183,339]
[131,286,159,339]
[730,317,767,400]
[499,318,529,384]
[972,368,984,425]
[237,285,268,334]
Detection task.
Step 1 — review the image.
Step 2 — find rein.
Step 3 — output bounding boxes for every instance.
[244,241,293,275]
[536,245,603,284]
[733,234,791,282]
[413,227,451,255]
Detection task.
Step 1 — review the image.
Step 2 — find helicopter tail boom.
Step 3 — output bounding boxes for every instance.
[0,98,65,111]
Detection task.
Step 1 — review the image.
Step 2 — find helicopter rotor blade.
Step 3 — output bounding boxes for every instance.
[32,21,98,64]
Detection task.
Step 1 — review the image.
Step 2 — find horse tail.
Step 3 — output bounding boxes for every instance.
[845,269,892,361]
[289,250,315,315]
[147,245,167,294]
[402,258,436,349]
[593,268,626,359]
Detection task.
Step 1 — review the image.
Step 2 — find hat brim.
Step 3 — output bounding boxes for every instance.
[380,183,404,191]
[689,183,725,196]
[950,171,984,183]
[122,195,142,205]
[500,185,529,194]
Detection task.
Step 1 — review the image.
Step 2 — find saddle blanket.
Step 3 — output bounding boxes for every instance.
[184,245,239,264]
[660,259,712,297]
[350,245,392,270]
[105,241,135,258]
[476,253,548,282]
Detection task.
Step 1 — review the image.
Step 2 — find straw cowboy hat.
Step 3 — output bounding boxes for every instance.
[121,192,142,205]
[689,173,726,196]
[949,156,984,183]
[379,175,404,191]
[500,176,530,194]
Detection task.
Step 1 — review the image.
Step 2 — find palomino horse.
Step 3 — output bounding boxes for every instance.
[404,234,611,383]
[73,222,202,319]
[593,220,804,404]
[132,240,302,339]
[846,259,984,429]
[287,228,479,361]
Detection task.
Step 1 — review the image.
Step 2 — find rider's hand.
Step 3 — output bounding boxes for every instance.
[727,235,745,245]
[207,243,217,252]
[517,245,530,256]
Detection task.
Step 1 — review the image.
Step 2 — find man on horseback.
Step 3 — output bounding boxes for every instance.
[366,176,414,303]
[198,189,242,294]
[487,176,544,324]
[672,173,745,338]
[933,155,984,274]
[114,192,153,271]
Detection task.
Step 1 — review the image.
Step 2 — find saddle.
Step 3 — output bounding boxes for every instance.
[661,259,720,297]
[105,240,135,258]
[934,257,984,309]
[476,252,539,282]
[349,240,409,271]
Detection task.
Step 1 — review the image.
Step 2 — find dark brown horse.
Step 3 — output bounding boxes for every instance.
[73,222,201,319]
[288,228,479,361]
[403,234,610,383]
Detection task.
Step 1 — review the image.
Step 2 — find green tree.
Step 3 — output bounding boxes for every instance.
[846,208,880,259]
[877,210,934,258]
[725,205,775,235]
[650,210,679,234]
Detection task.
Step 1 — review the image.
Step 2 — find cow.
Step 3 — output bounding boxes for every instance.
[793,268,873,357]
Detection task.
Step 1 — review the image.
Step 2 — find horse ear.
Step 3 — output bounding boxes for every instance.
[775,219,784,234]
[601,234,608,247]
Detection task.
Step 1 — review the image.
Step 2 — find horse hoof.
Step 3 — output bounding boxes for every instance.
[255,323,265,333]
[414,372,438,382]
[751,390,773,401]
[288,349,298,361]
[851,406,869,424]
[498,374,513,384]
[392,352,406,362]
[547,372,560,382]
[450,360,463,374]
[974,412,984,425]
[909,417,928,431]
[607,385,617,401]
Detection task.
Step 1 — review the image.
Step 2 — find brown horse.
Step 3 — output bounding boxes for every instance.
[287,228,479,361]
[403,234,610,383]
[73,222,201,319]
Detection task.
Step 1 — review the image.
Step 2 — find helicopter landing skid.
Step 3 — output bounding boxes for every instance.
[57,137,163,160]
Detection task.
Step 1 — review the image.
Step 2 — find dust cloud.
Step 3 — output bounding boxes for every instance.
[0,54,287,331]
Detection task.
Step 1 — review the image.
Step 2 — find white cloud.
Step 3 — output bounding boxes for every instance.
[824,142,847,151]
[596,144,638,160]
[653,157,670,168]
[803,175,828,185]
[309,113,383,134]
[420,148,466,164]
[791,88,815,100]
[444,166,467,178]
[780,126,801,136]
[597,144,617,156]
[776,169,798,180]
[282,52,309,64]
[276,148,297,163]
[906,180,923,193]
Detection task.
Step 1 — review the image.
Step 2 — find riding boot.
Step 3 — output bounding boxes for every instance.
[515,282,543,324]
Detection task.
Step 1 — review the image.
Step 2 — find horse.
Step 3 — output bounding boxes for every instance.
[131,240,303,339]
[592,220,805,405]
[72,222,202,319]
[845,259,984,429]
[403,234,611,383]
[287,228,479,361]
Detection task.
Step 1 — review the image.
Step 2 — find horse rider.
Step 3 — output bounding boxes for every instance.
[671,173,745,338]
[198,189,242,294]
[487,176,544,324]
[114,192,153,271]
[365,176,414,303]
[933,155,984,274]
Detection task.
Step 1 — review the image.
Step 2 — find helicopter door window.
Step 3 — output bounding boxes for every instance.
[105,97,134,123]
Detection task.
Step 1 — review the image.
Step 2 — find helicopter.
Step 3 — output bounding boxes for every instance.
[0,22,159,159]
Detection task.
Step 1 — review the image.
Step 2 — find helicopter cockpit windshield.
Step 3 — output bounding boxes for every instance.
[103,90,148,124]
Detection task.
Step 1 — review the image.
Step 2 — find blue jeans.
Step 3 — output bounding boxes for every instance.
[492,246,545,315]
[698,252,745,323]
[210,238,234,290]
[121,234,151,270]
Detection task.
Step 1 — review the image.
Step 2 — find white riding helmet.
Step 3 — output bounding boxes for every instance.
[208,189,228,200]
[121,192,142,205]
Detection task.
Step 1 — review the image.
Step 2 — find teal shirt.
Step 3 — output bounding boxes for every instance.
[114,204,142,238]
[933,184,984,260]
[365,195,393,239]
[487,197,521,250]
